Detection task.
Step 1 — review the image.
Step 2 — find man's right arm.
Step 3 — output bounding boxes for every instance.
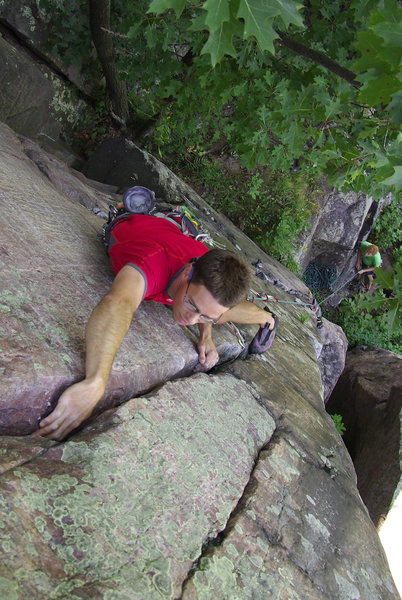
[37,265,145,440]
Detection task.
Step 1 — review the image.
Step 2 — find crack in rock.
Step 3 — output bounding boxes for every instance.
[177,431,283,599]
[176,424,359,599]
[0,19,93,103]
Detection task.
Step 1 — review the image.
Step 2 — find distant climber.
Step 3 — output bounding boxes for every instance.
[37,189,277,441]
[356,241,382,291]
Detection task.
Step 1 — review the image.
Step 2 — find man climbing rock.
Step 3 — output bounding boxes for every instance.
[356,241,382,291]
[37,195,277,441]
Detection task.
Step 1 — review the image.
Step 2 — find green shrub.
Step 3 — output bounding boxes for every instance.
[330,294,402,353]
[371,200,402,265]
[331,414,346,436]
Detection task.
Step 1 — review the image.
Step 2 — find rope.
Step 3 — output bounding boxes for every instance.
[248,266,360,329]
[303,264,337,291]
[315,271,359,305]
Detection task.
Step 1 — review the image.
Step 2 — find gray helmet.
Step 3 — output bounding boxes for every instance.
[122,186,156,214]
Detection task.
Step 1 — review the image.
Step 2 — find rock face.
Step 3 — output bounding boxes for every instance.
[292,186,374,275]
[0,8,96,164]
[0,122,398,598]
[326,346,402,528]
[0,35,60,141]
[319,317,349,403]
[0,0,93,92]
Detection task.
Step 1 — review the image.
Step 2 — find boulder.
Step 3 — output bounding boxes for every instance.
[318,317,349,403]
[0,122,398,598]
[0,26,94,164]
[0,373,276,599]
[0,35,60,141]
[0,0,54,51]
[293,186,373,275]
[0,0,95,93]
[326,346,402,527]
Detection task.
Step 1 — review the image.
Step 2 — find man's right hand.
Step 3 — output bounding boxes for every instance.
[36,266,146,441]
[36,378,104,441]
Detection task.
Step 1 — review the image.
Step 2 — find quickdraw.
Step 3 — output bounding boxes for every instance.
[248,289,315,309]
[247,289,323,328]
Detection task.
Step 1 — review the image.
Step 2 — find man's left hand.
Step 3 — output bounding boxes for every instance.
[196,337,219,370]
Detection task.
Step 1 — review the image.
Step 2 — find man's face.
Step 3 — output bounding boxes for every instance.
[172,277,229,326]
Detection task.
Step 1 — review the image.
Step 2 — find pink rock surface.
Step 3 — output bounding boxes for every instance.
[0,124,244,434]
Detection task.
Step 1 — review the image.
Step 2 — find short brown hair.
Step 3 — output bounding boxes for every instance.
[365,244,379,256]
[192,249,251,307]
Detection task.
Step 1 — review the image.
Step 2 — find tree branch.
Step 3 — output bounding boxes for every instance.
[276,31,361,89]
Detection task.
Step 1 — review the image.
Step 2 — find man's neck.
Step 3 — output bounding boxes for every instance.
[166,266,187,300]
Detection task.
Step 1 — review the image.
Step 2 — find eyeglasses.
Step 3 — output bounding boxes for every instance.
[183,280,222,325]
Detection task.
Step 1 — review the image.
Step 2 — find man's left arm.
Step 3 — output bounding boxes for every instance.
[196,300,276,368]
[358,267,374,274]
[197,323,219,369]
[218,300,274,329]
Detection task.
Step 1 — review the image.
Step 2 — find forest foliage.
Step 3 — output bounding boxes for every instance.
[38,0,401,350]
[39,0,402,200]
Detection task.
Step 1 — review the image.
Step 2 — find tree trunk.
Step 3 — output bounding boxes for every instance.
[88,0,130,126]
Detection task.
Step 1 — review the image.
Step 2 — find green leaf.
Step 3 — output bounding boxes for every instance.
[322,149,340,160]
[188,13,208,31]
[202,0,230,33]
[359,296,389,311]
[374,21,402,49]
[144,26,159,49]
[325,97,342,119]
[382,165,402,191]
[201,21,237,66]
[232,81,247,96]
[351,0,378,20]
[386,302,400,334]
[373,267,394,289]
[381,0,402,23]
[127,23,141,39]
[268,0,304,28]
[353,31,385,72]
[388,90,402,126]
[147,0,186,17]
[357,73,401,106]
[237,0,279,53]
[373,150,391,168]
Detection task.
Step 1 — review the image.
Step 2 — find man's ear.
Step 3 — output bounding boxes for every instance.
[183,263,193,280]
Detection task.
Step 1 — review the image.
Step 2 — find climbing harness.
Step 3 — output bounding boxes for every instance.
[151,205,226,248]
[101,186,226,254]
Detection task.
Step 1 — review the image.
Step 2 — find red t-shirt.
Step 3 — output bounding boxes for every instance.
[108,214,209,304]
